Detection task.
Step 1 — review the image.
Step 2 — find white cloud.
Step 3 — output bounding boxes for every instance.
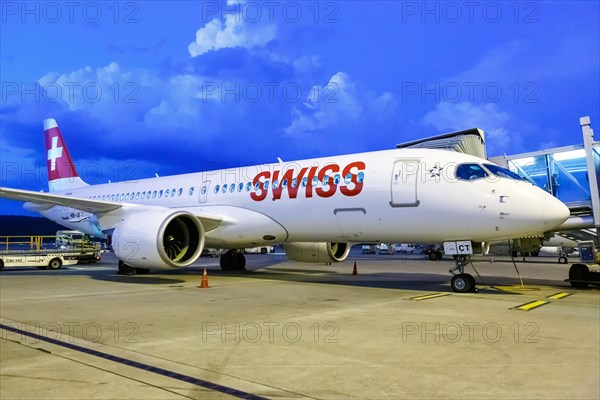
[37,62,158,121]
[188,1,276,57]
[422,102,519,155]
[285,72,397,137]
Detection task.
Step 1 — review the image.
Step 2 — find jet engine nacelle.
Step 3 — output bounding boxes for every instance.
[284,242,351,263]
[112,210,205,268]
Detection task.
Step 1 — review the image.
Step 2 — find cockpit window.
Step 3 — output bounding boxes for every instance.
[483,164,524,180]
[456,163,489,181]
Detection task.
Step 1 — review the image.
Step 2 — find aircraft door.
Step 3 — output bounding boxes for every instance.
[390,160,420,207]
[198,181,210,203]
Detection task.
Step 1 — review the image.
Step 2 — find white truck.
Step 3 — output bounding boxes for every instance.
[0,235,85,270]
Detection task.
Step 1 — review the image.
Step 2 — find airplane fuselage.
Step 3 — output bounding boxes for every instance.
[38,148,566,247]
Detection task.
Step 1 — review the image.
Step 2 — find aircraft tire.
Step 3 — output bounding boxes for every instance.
[451,273,475,293]
[428,252,437,261]
[234,252,246,271]
[569,264,589,288]
[220,251,234,271]
[118,260,136,275]
[558,256,568,264]
[48,258,62,270]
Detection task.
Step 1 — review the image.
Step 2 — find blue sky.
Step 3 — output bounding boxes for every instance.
[1,0,599,215]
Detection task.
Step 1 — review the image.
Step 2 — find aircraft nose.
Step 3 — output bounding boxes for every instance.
[543,194,570,230]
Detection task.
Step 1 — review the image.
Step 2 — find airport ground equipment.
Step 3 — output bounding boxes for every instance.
[0,235,98,270]
[566,241,600,288]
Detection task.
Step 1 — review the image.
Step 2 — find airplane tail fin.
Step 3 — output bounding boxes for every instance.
[44,118,88,192]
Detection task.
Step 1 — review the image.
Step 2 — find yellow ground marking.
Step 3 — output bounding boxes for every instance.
[407,293,451,301]
[511,300,550,311]
[547,292,573,300]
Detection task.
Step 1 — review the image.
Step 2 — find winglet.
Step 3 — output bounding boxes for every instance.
[44,118,88,192]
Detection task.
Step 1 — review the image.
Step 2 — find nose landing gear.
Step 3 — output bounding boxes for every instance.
[449,255,477,293]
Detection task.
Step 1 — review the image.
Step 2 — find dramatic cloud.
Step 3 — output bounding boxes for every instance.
[188,1,276,57]
[285,72,398,140]
[421,102,521,156]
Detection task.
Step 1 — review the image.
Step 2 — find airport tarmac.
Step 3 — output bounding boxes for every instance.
[1,250,599,400]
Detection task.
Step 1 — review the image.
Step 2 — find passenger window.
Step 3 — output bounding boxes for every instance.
[357,172,365,183]
[246,182,252,191]
[282,179,288,189]
[273,180,279,189]
[264,180,270,190]
[333,174,341,185]
[291,178,298,188]
[171,189,176,197]
[254,182,260,191]
[159,190,163,198]
[178,188,183,196]
[152,191,157,198]
[165,189,170,197]
[301,177,308,187]
[238,183,244,192]
[125,193,130,201]
[214,185,220,193]
[344,174,352,184]
[312,177,319,187]
[141,191,146,199]
[222,184,228,193]
[229,184,235,193]
[456,163,489,181]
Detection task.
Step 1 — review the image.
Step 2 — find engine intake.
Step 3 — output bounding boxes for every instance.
[112,210,205,268]
[284,242,350,263]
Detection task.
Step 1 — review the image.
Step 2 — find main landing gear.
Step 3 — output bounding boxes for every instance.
[220,249,246,271]
[449,255,477,293]
[117,261,150,275]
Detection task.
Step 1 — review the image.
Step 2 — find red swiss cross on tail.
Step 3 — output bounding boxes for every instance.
[43,118,88,192]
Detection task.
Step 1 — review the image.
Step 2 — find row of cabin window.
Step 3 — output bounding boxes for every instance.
[89,187,193,202]
[213,172,365,194]
[87,171,367,201]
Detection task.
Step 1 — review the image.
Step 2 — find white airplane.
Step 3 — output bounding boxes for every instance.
[0,118,570,292]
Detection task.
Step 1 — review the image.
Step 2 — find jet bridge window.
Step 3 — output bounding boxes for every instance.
[483,164,524,180]
[456,163,489,181]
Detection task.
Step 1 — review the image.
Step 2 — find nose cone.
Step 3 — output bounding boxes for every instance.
[543,194,570,230]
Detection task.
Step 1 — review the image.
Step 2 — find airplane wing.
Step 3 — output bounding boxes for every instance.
[1,187,121,213]
[0,187,223,231]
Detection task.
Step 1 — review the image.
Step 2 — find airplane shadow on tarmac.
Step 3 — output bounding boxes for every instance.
[0,255,583,292]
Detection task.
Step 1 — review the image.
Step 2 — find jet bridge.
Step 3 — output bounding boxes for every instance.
[490,117,600,246]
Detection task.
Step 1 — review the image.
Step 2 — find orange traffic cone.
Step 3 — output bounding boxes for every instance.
[199,268,210,288]
[352,262,357,275]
